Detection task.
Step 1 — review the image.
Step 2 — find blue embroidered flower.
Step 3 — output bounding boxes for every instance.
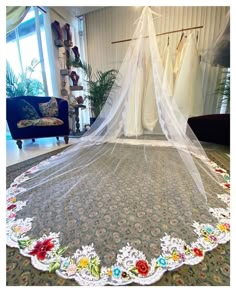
[62,259,70,269]
[205,226,214,234]
[112,266,121,278]
[156,256,167,267]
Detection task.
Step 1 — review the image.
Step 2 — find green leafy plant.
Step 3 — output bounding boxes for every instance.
[215,69,230,112]
[67,54,118,118]
[6,58,45,97]
[80,62,118,118]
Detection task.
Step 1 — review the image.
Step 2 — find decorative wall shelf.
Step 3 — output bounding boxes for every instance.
[70,85,83,91]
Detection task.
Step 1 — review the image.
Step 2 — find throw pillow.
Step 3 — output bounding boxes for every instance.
[16,99,41,120]
[39,97,59,117]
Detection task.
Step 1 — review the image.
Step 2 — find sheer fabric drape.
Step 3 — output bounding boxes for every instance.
[6,6,31,34]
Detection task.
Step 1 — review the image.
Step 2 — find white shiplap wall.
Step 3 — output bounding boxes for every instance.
[85,6,229,114]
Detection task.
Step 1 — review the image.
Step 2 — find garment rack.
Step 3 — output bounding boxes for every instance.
[111,25,204,45]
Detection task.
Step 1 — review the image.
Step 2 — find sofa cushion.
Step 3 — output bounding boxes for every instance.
[38,97,59,117]
[17,117,64,128]
[16,99,41,120]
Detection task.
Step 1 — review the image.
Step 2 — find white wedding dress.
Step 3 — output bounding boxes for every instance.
[173,33,204,118]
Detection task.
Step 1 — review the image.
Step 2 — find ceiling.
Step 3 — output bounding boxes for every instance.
[61,6,105,17]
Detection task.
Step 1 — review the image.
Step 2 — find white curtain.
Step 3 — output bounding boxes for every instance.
[6,6,31,34]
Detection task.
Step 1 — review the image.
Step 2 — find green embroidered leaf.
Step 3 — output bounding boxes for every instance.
[56,246,68,256]
[77,265,83,272]
[90,264,100,278]
[49,261,61,273]
[155,263,159,269]
[91,256,99,265]
[129,267,138,275]
[18,239,33,249]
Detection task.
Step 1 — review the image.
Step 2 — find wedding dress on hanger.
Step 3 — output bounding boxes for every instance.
[124,57,145,136]
[141,50,158,131]
[173,33,203,118]
[163,42,174,97]
[173,32,186,82]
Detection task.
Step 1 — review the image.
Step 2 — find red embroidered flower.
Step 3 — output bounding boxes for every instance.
[193,248,203,257]
[224,223,230,230]
[215,169,224,173]
[29,238,54,260]
[135,260,149,276]
[7,204,17,211]
[224,183,230,189]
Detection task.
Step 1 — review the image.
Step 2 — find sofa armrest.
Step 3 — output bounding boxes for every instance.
[6,98,23,135]
[57,98,69,120]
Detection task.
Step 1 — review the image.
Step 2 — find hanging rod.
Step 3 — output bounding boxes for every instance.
[111,25,204,44]
[36,6,47,14]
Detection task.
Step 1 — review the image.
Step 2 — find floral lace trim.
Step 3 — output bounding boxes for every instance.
[6,153,230,286]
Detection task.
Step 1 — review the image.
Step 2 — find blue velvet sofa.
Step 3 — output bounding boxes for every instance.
[6,96,70,149]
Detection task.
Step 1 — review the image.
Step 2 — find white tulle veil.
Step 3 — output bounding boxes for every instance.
[6,7,230,286]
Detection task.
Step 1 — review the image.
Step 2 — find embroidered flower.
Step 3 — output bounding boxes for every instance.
[156,256,167,267]
[179,253,185,261]
[7,197,17,203]
[62,259,70,269]
[135,260,149,276]
[193,248,203,257]
[7,204,17,211]
[29,238,54,260]
[112,266,121,278]
[66,264,77,276]
[107,268,112,276]
[205,226,214,234]
[217,223,230,232]
[8,213,16,219]
[172,253,180,261]
[223,174,230,181]
[122,271,127,278]
[224,223,230,229]
[209,235,217,242]
[12,225,31,234]
[224,183,230,189]
[215,168,225,173]
[183,245,191,254]
[79,257,89,268]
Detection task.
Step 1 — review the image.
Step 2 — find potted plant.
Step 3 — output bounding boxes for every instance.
[6,58,45,97]
[84,68,118,122]
[68,57,118,124]
[215,69,230,113]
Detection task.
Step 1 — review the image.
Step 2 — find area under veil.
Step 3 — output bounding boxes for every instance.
[6,7,230,286]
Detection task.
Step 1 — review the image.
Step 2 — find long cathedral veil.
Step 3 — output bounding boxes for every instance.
[6,7,230,286]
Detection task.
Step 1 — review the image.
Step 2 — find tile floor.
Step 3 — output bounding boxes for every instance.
[6,137,78,167]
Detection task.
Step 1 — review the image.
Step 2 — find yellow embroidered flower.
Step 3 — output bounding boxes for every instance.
[218,224,227,232]
[9,197,17,203]
[12,226,21,233]
[79,257,89,268]
[107,268,112,276]
[172,253,180,261]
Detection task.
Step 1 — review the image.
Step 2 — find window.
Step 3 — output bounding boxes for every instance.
[6,7,53,96]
